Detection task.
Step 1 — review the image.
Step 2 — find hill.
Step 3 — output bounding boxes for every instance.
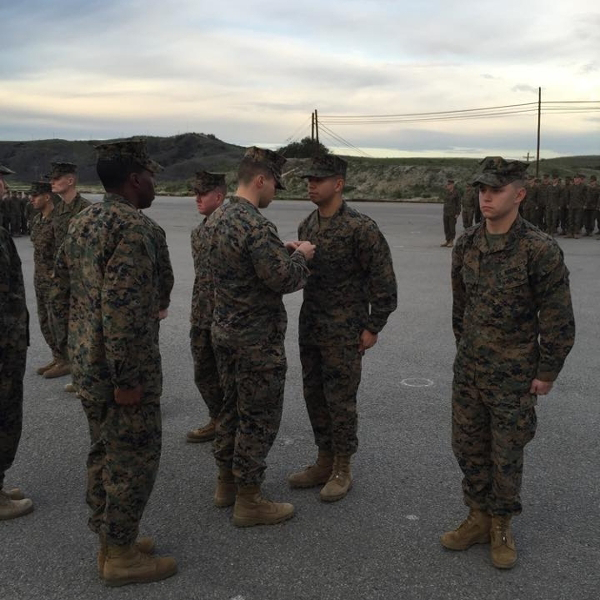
[1,134,598,200]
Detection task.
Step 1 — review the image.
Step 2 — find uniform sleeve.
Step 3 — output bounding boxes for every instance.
[356,221,397,333]
[451,238,467,345]
[249,221,309,294]
[155,227,174,311]
[530,244,575,381]
[101,232,153,390]
[0,227,28,344]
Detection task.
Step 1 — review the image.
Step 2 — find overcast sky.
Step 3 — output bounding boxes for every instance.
[1,0,599,157]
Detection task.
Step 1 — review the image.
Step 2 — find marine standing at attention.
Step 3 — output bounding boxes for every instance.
[442,157,575,570]
[53,140,177,586]
[288,154,397,502]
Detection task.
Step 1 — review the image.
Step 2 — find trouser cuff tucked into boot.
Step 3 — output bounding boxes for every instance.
[319,454,353,502]
[233,485,294,527]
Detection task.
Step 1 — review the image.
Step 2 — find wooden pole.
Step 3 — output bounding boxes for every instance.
[536,87,541,177]
[315,109,319,144]
[311,111,315,141]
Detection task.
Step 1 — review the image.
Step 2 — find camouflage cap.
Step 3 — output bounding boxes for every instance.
[49,162,78,178]
[300,154,348,179]
[590,175,597,182]
[472,156,529,187]
[192,171,226,194]
[243,146,287,190]
[0,164,15,176]
[95,140,163,174]
[28,181,53,196]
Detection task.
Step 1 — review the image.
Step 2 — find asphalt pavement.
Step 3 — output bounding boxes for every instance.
[2,197,599,600]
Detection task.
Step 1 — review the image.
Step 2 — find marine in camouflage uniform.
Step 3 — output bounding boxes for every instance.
[583,175,598,236]
[442,157,575,570]
[522,178,538,226]
[28,182,61,373]
[186,171,227,444]
[9,192,22,237]
[289,155,397,503]
[545,175,561,236]
[52,141,177,585]
[558,177,570,235]
[567,174,587,238]
[209,147,314,527]
[0,226,34,520]
[537,174,550,231]
[441,179,461,247]
[461,184,477,230]
[47,162,92,380]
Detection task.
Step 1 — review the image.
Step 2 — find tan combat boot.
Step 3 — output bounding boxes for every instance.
[0,489,34,520]
[97,535,156,578]
[186,418,216,443]
[4,487,24,500]
[440,508,491,550]
[103,544,177,587]
[288,450,334,488]
[319,455,352,502]
[447,240,454,248]
[490,515,517,569]
[64,382,77,393]
[440,241,449,247]
[214,469,236,507]
[43,359,71,379]
[36,358,57,375]
[233,485,294,527]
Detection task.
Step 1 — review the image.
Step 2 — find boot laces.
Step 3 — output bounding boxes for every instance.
[493,516,510,544]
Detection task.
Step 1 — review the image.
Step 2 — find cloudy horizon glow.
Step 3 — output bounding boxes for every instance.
[1,0,599,157]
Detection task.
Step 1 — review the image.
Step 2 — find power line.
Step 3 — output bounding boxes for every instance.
[319,124,372,158]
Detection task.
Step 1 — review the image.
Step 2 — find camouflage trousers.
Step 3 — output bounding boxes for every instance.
[451,382,537,516]
[568,208,584,235]
[583,209,596,234]
[545,207,560,235]
[213,341,287,486]
[462,210,474,230]
[35,284,60,359]
[48,294,69,362]
[443,215,457,242]
[81,397,162,546]
[300,344,362,456]
[522,205,538,227]
[190,326,223,419]
[0,339,26,488]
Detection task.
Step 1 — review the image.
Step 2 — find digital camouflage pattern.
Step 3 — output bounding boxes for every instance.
[461,186,477,229]
[95,140,163,174]
[50,192,92,359]
[53,192,166,545]
[298,200,397,346]
[49,162,77,178]
[209,196,309,347]
[567,181,587,235]
[451,215,575,515]
[300,154,348,179]
[192,171,226,195]
[53,193,163,402]
[190,218,222,419]
[0,227,28,488]
[30,209,59,357]
[242,146,286,190]
[300,344,362,455]
[209,195,309,484]
[297,200,397,456]
[472,157,529,188]
[139,212,174,312]
[545,181,561,235]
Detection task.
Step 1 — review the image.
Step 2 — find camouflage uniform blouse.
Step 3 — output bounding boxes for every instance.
[30,211,56,289]
[209,196,309,347]
[298,201,397,346]
[53,194,164,403]
[452,216,575,392]
[52,192,91,252]
[190,219,213,330]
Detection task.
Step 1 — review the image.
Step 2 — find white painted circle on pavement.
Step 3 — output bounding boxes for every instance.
[400,378,434,388]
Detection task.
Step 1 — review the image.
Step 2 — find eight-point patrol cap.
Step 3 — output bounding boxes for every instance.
[28,181,53,196]
[49,162,78,178]
[192,171,226,194]
[0,164,16,176]
[300,154,348,179]
[243,146,287,190]
[95,139,163,174]
[472,156,529,187]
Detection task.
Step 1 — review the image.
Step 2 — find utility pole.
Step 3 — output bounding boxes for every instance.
[315,109,319,145]
[522,152,531,163]
[311,111,315,141]
[536,87,541,177]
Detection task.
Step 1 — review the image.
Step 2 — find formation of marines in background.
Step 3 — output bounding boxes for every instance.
[441,170,600,246]
[0,148,576,586]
